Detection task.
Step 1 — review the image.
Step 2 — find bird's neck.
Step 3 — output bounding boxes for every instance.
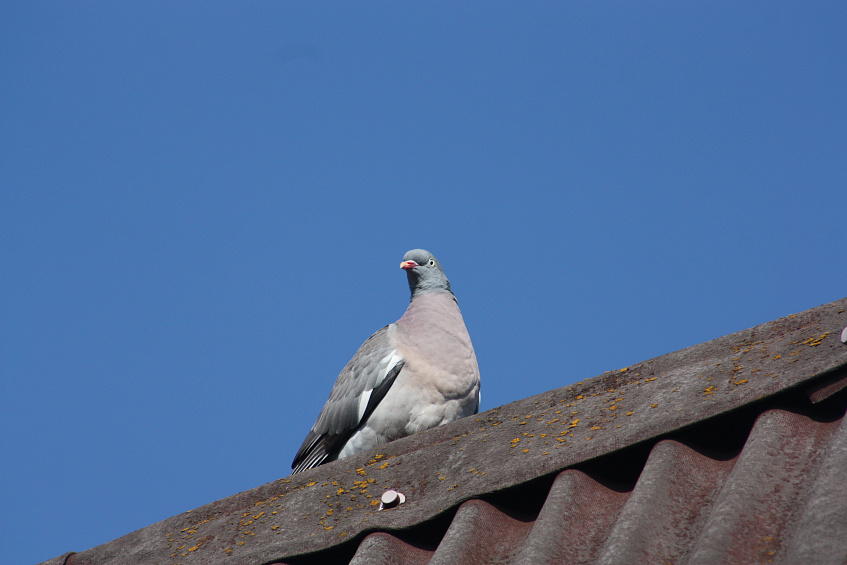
[397,290,461,328]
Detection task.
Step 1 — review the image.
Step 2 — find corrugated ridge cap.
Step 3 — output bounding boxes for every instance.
[332,405,847,565]
[49,297,847,565]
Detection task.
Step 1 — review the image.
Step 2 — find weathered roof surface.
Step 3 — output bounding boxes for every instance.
[45,297,847,565]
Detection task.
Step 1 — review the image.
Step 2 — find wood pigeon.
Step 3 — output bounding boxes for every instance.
[292,249,480,473]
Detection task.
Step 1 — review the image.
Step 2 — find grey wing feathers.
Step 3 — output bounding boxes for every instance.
[292,325,404,473]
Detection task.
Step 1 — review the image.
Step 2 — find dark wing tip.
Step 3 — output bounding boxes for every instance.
[291,432,331,474]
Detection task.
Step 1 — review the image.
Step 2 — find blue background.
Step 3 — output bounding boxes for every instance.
[2,3,845,563]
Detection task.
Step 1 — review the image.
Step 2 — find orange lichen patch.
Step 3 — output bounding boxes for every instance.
[522,449,529,453]
[733,379,749,385]
[704,386,717,395]
[771,354,782,360]
[567,419,579,428]
[365,453,385,465]
[651,403,658,408]
[626,411,634,416]
[644,377,658,382]
[803,332,830,346]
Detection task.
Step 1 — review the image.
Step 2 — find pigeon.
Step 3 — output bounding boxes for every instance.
[291,249,481,473]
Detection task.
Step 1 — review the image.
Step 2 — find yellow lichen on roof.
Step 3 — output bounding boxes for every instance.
[803,332,830,346]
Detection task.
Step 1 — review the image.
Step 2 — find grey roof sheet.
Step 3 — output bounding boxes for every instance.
[44,297,847,565]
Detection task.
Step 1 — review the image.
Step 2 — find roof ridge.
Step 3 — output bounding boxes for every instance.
[44,297,847,565]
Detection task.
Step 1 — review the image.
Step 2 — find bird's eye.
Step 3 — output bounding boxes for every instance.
[428,258,435,266]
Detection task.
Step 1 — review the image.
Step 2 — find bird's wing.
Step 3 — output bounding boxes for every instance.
[292,325,405,473]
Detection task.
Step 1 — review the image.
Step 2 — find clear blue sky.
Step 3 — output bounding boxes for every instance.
[2,3,845,563]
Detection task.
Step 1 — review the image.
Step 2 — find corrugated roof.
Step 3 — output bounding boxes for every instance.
[44,297,847,565]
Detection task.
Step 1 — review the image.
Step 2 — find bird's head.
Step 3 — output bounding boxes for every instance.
[400,249,452,298]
